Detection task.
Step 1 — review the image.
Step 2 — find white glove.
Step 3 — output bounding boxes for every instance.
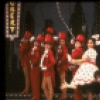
[92,34,99,41]
[32,46,37,50]
[30,36,35,42]
[54,36,58,41]
[67,54,72,63]
[40,64,43,68]
[95,41,100,45]
[41,67,47,71]
[44,50,48,54]
[70,38,75,44]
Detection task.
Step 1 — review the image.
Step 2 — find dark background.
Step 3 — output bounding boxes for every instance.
[20,2,95,36]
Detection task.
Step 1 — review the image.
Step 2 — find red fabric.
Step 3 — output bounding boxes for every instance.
[18,39,31,67]
[71,48,83,76]
[20,55,30,67]
[28,47,41,66]
[71,48,83,59]
[40,46,45,54]
[30,67,40,100]
[57,45,69,71]
[72,67,77,76]
[42,50,56,87]
[23,31,32,39]
[74,89,82,100]
[46,27,55,35]
[29,46,41,100]
[45,35,54,45]
[75,34,85,43]
[58,32,67,40]
[35,34,45,43]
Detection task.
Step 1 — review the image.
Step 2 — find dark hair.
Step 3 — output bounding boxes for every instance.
[87,38,96,44]
[94,70,100,79]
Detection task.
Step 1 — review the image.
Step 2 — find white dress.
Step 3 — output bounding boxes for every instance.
[71,48,99,86]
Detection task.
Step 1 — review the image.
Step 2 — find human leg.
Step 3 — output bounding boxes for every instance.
[58,71,67,100]
[41,76,49,100]
[20,66,30,94]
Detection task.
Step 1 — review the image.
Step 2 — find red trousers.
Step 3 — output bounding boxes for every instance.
[30,67,40,100]
[72,68,82,100]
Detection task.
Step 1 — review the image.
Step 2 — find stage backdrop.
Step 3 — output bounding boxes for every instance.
[15,2,96,70]
[22,2,95,36]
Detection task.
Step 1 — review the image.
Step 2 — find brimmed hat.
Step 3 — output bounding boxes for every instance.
[35,34,45,43]
[23,31,32,39]
[46,27,55,35]
[75,34,85,43]
[58,32,67,40]
[45,35,54,45]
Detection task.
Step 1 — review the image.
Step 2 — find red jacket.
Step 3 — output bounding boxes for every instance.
[18,38,31,67]
[57,45,68,71]
[40,46,45,55]
[18,38,30,59]
[42,50,56,86]
[70,47,84,76]
[28,46,41,67]
[71,47,83,59]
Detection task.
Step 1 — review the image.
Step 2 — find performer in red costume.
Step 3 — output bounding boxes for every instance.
[62,34,86,100]
[56,32,68,100]
[70,34,85,100]
[44,27,58,54]
[61,37,99,100]
[40,35,56,100]
[44,27,55,37]
[28,34,45,100]
[44,27,60,93]
[18,31,32,94]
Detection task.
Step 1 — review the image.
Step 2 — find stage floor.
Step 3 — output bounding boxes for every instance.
[6,93,98,100]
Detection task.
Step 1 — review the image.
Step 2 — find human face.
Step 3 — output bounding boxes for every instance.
[34,41,39,47]
[59,39,65,45]
[87,39,94,48]
[75,41,82,48]
[45,43,52,50]
[45,33,52,37]
[96,75,100,83]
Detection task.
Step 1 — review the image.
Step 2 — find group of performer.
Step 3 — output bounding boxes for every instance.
[18,27,100,100]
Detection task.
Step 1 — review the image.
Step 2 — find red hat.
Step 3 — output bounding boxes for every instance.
[45,35,54,45]
[46,27,55,35]
[58,32,67,40]
[23,31,32,39]
[35,34,45,43]
[75,34,85,43]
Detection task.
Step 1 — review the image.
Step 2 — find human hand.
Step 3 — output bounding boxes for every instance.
[70,38,75,44]
[41,67,47,71]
